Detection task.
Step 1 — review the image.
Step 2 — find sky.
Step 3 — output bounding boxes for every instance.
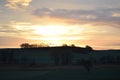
[0,0,120,49]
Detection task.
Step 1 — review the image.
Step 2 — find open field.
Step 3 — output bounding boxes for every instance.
[0,66,120,80]
[0,49,120,80]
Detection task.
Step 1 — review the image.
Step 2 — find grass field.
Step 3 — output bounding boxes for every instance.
[0,67,120,80]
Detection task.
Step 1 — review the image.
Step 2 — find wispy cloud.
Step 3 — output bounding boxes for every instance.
[0,21,33,36]
[5,0,32,9]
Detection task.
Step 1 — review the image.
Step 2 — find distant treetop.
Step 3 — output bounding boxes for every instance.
[85,45,93,51]
[20,43,49,48]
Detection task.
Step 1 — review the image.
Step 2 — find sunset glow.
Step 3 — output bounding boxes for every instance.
[33,25,69,36]
[0,0,120,49]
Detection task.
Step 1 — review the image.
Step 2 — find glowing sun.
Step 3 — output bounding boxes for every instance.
[33,25,68,36]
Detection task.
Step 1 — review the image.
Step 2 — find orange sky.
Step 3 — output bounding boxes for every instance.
[0,0,120,50]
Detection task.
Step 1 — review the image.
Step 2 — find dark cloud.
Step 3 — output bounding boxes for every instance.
[33,8,96,20]
[33,8,120,28]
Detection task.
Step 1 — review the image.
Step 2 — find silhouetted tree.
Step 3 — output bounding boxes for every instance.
[20,43,49,48]
[37,43,49,47]
[29,44,38,48]
[20,43,30,48]
[85,45,93,52]
[62,44,68,47]
[71,44,76,47]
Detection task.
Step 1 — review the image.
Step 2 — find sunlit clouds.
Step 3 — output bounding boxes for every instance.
[33,8,120,25]
[5,0,32,9]
[112,13,120,17]
[0,18,120,49]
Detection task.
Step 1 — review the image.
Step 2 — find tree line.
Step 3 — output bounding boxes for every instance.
[20,43,49,48]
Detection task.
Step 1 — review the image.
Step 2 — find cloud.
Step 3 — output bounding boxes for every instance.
[0,21,46,40]
[5,0,32,9]
[112,13,120,17]
[0,25,17,33]
[33,8,97,20]
[0,21,33,36]
[33,8,120,28]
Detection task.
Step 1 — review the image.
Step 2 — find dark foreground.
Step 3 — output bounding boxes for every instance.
[0,66,120,80]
